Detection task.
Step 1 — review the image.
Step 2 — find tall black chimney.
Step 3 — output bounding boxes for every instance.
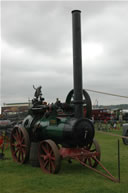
[72,10,83,119]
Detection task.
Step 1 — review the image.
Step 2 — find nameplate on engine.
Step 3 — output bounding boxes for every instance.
[50,119,57,125]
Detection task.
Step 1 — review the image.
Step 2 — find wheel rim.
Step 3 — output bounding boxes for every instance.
[38,140,61,174]
[84,139,101,168]
[10,126,30,164]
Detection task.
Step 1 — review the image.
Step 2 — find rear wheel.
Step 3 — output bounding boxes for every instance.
[10,126,30,164]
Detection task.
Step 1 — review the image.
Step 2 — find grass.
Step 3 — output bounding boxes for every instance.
[0,132,128,193]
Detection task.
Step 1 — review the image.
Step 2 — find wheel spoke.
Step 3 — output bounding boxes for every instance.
[84,139,101,168]
[18,151,21,162]
[21,144,27,148]
[43,159,49,168]
[16,130,20,141]
[49,148,55,160]
[20,136,24,144]
[21,147,26,155]
[50,156,55,161]
[46,143,50,152]
[88,158,92,167]
[40,154,48,160]
[14,147,20,155]
[12,134,18,142]
[90,148,96,152]
[49,148,53,154]
[40,154,44,158]
[17,129,23,141]
[41,144,49,154]
[50,160,55,172]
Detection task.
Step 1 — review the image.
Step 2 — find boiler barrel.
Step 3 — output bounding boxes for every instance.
[34,117,94,147]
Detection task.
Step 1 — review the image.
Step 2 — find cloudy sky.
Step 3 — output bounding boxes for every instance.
[1,0,128,111]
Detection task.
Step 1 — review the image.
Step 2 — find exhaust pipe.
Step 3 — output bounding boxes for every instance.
[72,10,83,119]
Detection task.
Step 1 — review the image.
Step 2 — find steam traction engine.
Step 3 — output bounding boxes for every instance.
[10,11,118,182]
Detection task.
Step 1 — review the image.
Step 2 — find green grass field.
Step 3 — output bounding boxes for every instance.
[0,132,128,193]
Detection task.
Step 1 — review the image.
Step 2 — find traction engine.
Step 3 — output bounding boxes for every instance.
[10,10,119,182]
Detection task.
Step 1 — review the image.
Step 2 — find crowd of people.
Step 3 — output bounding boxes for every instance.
[94,113,124,131]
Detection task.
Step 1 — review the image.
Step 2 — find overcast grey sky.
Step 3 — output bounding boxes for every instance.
[1,0,128,110]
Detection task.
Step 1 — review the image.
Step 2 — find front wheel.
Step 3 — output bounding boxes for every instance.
[38,139,61,174]
[82,139,101,168]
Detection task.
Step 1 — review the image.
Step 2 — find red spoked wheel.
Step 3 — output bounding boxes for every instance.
[10,126,30,164]
[38,140,61,174]
[84,139,101,168]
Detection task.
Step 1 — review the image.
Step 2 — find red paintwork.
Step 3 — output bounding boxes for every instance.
[92,109,112,121]
[0,136,9,150]
[0,137,4,146]
[59,147,99,159]
[59,147,118,183]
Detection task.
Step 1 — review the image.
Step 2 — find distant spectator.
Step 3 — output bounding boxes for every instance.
[92,116,94,123]
[113,122,117,129]
[119,113,123,121]
[119,113,123,125]
[110,115,114,127]
[104,119,107,124]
